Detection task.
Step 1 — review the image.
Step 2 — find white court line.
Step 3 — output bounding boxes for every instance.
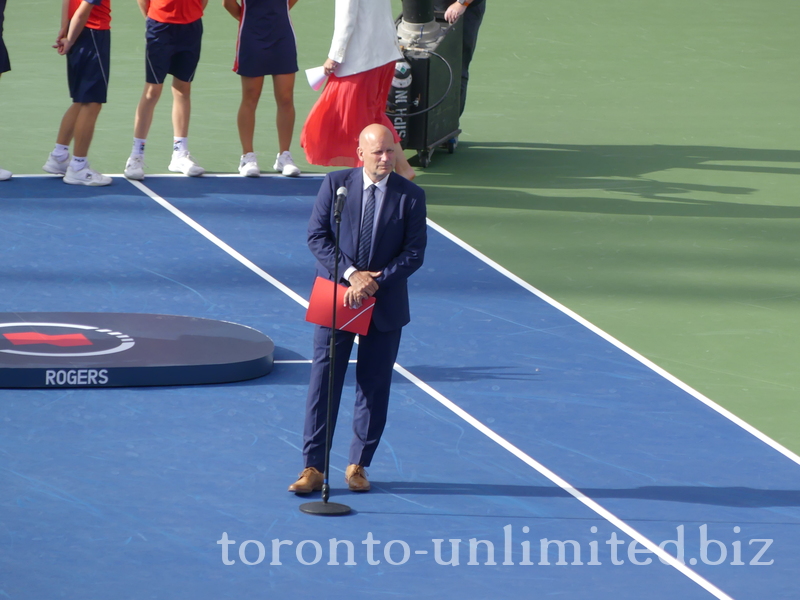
[2,173,325,179]
[127,179,309,308]
[6,173,64,178]
[115,173,325,178]
[127,178,737,599]
[394,362,734,600]
[275,360,357,364]
[426,220,800,469]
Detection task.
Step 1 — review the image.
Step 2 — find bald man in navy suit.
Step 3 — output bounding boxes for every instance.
[290,124,427,494]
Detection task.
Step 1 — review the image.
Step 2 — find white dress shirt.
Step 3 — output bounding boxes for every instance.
[344,169,389,280]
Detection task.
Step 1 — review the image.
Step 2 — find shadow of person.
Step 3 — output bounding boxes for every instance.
[419,142,800,219]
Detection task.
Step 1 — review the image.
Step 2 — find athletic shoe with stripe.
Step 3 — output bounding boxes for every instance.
[63,164,112,186]
[238,152,260,177]
[43,153,70,175]
[169,151,205,177]
[124,155,146,180]
[273,151,301,177]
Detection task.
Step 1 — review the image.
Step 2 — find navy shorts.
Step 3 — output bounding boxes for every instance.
[67,28,110,103]
[145,18,202,84]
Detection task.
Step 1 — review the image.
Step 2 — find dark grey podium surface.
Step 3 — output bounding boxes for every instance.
[0,313,274,388]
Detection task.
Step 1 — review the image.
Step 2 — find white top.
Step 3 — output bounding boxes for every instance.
[328,0,403,78]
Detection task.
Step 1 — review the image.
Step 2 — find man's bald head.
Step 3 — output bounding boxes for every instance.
[359,124,394,148]
[357,124,397,183]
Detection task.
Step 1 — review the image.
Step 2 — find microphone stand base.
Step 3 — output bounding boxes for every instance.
[300,501,352,516]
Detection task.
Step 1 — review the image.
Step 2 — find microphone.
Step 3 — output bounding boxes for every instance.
[334,186,347,220]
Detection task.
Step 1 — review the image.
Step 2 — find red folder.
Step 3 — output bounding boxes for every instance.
[305,276,376,335]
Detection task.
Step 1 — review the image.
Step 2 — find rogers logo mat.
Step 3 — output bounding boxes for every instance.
[0,322,135,357]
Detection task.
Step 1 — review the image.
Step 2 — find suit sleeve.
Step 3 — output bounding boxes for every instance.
[307,173,357,282]
[374,186,427,289]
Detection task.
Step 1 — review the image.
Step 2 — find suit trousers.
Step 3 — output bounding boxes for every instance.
[302,321,402,471]
[459,1,486,116]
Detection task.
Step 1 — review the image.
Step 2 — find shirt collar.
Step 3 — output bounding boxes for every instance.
[362,169,390,194]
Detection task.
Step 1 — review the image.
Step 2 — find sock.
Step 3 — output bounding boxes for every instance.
[52,144,70,162]
[173,137,188,154]
[131,138,146,157]
[70,156,87,171]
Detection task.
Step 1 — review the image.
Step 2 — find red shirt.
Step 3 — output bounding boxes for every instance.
[147,0,204,24]
[69,0,111,31]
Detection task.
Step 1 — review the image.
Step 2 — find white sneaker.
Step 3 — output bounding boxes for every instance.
[43,153,70,175]
[124,155,146,180]
[273,151,301,177]
[0,168,11,181]
[169,151,205,177]
[63,164,113,186]
[238,152,260,177]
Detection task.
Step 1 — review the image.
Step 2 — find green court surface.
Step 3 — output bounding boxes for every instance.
[2,1,799,452]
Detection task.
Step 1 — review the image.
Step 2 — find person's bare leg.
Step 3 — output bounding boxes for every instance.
[0,74,10,178]
[171,77,192,138]
[56,103,82,146]
[71,102,103,158]
[272,73,295,153]
[238,75,264,154]
[393,142,416,181]
[133,82,164,140]
[168,78,204,175]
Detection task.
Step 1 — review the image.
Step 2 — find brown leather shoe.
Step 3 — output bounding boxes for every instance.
[345,464,370,492]
[288,467,323,494]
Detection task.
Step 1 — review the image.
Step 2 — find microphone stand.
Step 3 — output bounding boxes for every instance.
[301,189,351,516]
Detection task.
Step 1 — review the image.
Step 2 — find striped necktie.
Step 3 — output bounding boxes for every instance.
[356,184,376,270]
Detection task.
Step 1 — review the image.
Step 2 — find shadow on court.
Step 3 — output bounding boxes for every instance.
[420,142,800,218]
[371,481,800,508]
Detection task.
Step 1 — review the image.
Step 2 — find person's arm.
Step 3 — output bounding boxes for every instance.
[444,0,469,24]
[200,0,209,12]
[373,187,427,289]
[54,0,71,52]
[326,0,358,74]
[57,0,95,55]
[222,0,241,20]
[289,0,299,8]
[307,174,358,283]
[137,0,150,19]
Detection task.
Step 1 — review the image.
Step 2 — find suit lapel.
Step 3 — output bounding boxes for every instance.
[373,172,400,252]
[344,169,362,256]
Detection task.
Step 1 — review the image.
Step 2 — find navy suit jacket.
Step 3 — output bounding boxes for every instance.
[308,168,427,332]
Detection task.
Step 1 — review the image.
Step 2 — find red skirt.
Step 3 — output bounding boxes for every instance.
[301,61,401,167]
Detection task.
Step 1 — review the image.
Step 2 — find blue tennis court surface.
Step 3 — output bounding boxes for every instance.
[1,176,799,599]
